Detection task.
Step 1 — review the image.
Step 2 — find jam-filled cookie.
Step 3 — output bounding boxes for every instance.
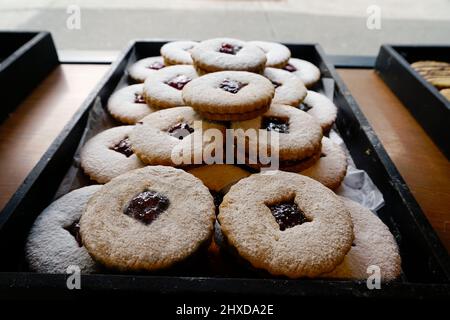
[218,171,353,278]
[107,84,157,124]
[160,40,198,65]
[182,71,274,121]
[263,67,307,106]
[231,104,323,172]
[129,107,226,167]
[80,166,215,271]
[188,164,251,210]
[80,126,144,184]
[143,65,198,109]
[323,197,401,281]
[25,185,102,274]
[283,58,321,88]
[128,56,166,83]
[298,90,337,134]
[300,137,347,190]
[191,38,266,75]
[249,41,291,68]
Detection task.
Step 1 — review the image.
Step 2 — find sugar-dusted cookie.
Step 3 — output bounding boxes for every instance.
[218,171,353,278]
[80,166,215,271]
[25,185,103,274]
[160,40,198,65]
[249,41,291,68]
[283,58,321,88]
[80,126,144,183]
[128,56,166,83]
[263,67,307,106]
[191,38,266,75]
[298,91,337,134]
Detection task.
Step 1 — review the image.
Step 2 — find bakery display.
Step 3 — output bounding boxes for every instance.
[411,60,450,100]
[25,38,401,281]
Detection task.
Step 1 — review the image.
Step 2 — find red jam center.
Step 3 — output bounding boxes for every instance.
[124,190,170,225]
[262,117,289,133]
[147,61,165,70]
[268,200,309,231]
[219,43,242,55]
[65,220,82,247]
[134,92,146,104]
[298,103,312,112]
[168,122,194,140]
[165,75,192,90]
[219,79,247,94]
[283,63,297,72]
[110,138,133,157]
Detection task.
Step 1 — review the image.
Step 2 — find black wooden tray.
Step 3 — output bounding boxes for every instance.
[0,31,59,123]
[375,45,450,159]
[0,41,448,300]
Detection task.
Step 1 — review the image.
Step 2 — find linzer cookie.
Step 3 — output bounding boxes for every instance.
[128,56,166,83]
[107,84,157,124]
[300,137,347,190]
[80,166,215,271]
[191,38,266,75]
[218,171,354,278]
[283,58,321,88]
[298,90,337,134]
[143,65,198,109]
[129,107,226,166]
[231,104,323,172]
[249,41,291,68]
[161,40,198,65]
[323,198,401,281]
[26,185,102,274]
[263,67,307,106]
[80,126,144,183]
[182,71,274,121]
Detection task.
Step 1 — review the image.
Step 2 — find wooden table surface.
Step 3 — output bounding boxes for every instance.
[0,65,448,252]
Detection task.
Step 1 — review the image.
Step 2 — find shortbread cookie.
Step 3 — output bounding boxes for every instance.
[323,198,401,281]
[231,104,323,171]
[182,71,274,121]
[143,65,198,109]
[107,84,157,124]
[411,60,450,89]
[218,171,353,278]
[300,137,347,190]
[161,40,198,65]
[129,107,226,167]
[80,126,144,183]
[283,58,321,88]
[188,164,251,209]
[26,185,102,274]
[80,166,215,271]
[263,67,307,106]
[298,91,337,134]
[440,88,450,101]
[191,38,266,75]
[128,56,166,83]
[249,41,291,68]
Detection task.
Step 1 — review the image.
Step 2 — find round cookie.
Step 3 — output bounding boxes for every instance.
[25,185,102,274]
[80,166,215,271]
[107,84,157,124]
[80,126,144,184]
[323,197,401,281]
[127,56,166,83]
[263,67,307,106]
[249,41,291,68]
[300,137,347,190]
[160,40,198,65]
[182,71,274,121]
[218,171,354,278]
[191,38,266,75]
[298,91,337,134]
[143,65,198,109]
[231,104,323,171]
[129,107,226,167]
[283,58,321,88]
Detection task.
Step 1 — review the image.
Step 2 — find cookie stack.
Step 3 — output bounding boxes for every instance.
[411,60,450,101]
[25,39,401,281]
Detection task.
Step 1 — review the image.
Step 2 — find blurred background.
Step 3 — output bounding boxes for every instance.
[1,0,449,59]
